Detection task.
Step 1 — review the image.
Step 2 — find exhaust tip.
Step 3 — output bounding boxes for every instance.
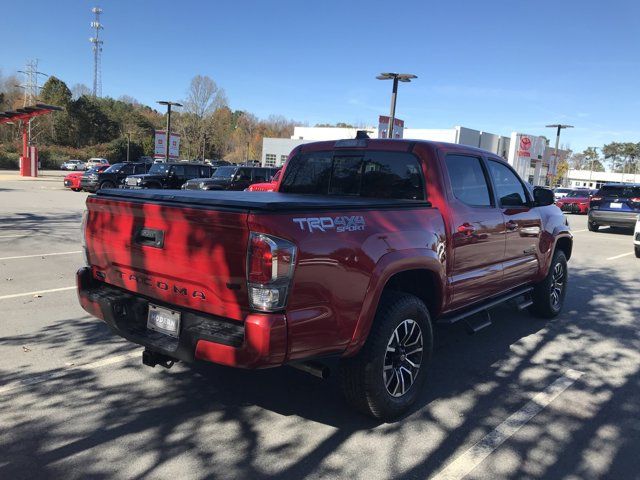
[290,361,330,379]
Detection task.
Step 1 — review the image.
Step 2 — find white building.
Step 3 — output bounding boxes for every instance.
[566,169,640,189]
[262,125,511,167]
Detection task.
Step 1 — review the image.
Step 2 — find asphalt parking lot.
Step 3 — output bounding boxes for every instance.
[1,175,639,480]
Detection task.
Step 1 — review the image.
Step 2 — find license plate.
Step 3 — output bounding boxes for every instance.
[609,202,622,209]
[147,304,181,337]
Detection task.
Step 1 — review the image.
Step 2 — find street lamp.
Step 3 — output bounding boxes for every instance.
[376,73,417,138]
[546,124,573,167]
[157,100,183,162]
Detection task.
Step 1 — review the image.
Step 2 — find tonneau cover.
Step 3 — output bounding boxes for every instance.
[95,188,431,212]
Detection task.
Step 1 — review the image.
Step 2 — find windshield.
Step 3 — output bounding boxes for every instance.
[555,188,571,193]
[104,163,125,173]
[86,167,102,174]
[211,166,237,178]
[566,190,588,198]
[148,163,170,175]
[598,185,640,198]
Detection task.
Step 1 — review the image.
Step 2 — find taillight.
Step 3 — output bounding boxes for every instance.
[629,197,640,203]
[590,196,602,202]
[247,232,297,311]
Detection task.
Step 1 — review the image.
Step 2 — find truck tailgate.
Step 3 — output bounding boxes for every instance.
[85,196,250,321]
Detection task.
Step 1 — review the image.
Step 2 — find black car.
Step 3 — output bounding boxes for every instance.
[588,183,640,231]
[182,165,278,191]
[124,162,213,189]
[83,162,152,192]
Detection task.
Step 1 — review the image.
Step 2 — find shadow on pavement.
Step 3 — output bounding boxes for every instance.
[0,266,638,479]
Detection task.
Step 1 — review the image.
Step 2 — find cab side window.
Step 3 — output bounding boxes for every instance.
[185,165,200,178]
[120,163,135,175]
[236,168,252,181]
[487,160,528,207]
[172,165,186,177]
[252,169,267,182]
[445,155,492,207]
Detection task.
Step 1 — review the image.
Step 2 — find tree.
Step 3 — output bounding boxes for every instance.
[184,75,226,118]
[180,75,228,159]
[552,160,569,186]
[40,76,72,107]
[71,83,92,100]
[603,142,640,173]
[582,147,605,172]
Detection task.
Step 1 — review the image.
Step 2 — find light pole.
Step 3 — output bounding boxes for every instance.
[377,73,417,138]
[157,100,183,162]
[126,131,132,162]
[546,124,573,177]
[202,133,208,161]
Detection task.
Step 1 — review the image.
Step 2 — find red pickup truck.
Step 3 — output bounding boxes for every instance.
[77,139,572,420]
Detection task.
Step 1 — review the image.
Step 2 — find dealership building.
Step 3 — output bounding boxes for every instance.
[262,125,511,167]
[261,125,576,187]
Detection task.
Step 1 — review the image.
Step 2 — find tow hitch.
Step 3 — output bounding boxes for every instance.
[142,349,177,369]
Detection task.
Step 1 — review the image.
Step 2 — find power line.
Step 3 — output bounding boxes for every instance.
[89,6,104,97]
[15,59,48,107]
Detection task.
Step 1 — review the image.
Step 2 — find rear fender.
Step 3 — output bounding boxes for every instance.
[343,248,445,357]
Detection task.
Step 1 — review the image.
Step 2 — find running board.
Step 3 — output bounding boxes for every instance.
[437,287,534,327]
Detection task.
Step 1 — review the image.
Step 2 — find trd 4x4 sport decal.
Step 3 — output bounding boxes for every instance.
[292,215,366,233]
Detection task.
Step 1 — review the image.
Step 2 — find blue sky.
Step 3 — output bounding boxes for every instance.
[3,0,639,151]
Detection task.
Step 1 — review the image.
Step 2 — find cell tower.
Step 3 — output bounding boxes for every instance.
[89,6,104,97]
[16,59,48,107]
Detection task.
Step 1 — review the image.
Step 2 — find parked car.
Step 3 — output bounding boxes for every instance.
[78,138,571,420]
[555,189,597,214]
[86,158,110,169]
[84,162,151,192]
[182,166,278,191]
[60,159,86,171]
[63,172,84,191]
[124,162,212,189]
[588,183,640,231]
[246,169,282,191]
[553,187,573,200]
[634,216,640,258]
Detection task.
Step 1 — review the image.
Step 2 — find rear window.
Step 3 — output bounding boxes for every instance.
[597,185,640,198]
[280,150,424,200]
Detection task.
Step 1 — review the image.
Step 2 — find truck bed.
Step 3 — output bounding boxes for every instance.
[96,189,431,212]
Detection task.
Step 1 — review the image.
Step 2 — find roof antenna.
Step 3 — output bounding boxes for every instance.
[355,130,370,139]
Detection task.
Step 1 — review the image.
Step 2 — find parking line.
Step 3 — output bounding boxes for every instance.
[0,250,82,261]
[0,234,26,239]
[432,369,583,480]
[606,252,634,261]
[0,350,141,395]
[0,286,76,301]
[571,229,587,233]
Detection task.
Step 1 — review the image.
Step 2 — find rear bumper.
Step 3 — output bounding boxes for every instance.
[76,267,287,368]
[558,202,588,214]
[589,210,638,228]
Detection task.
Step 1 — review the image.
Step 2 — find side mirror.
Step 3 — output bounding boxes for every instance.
[533,187,555,206]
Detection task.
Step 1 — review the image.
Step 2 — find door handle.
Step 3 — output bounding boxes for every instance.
[457,223,476,236]
[506,220,518,231]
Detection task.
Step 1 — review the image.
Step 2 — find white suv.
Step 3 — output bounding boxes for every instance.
[86,158,110,169]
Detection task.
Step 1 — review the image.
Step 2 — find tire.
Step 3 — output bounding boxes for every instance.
[635,246,640,258]
[339,292,433,421]
[72,188,81,192]
[588,220,599,232]
[99,181,115,190]
[528,250,568,319]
